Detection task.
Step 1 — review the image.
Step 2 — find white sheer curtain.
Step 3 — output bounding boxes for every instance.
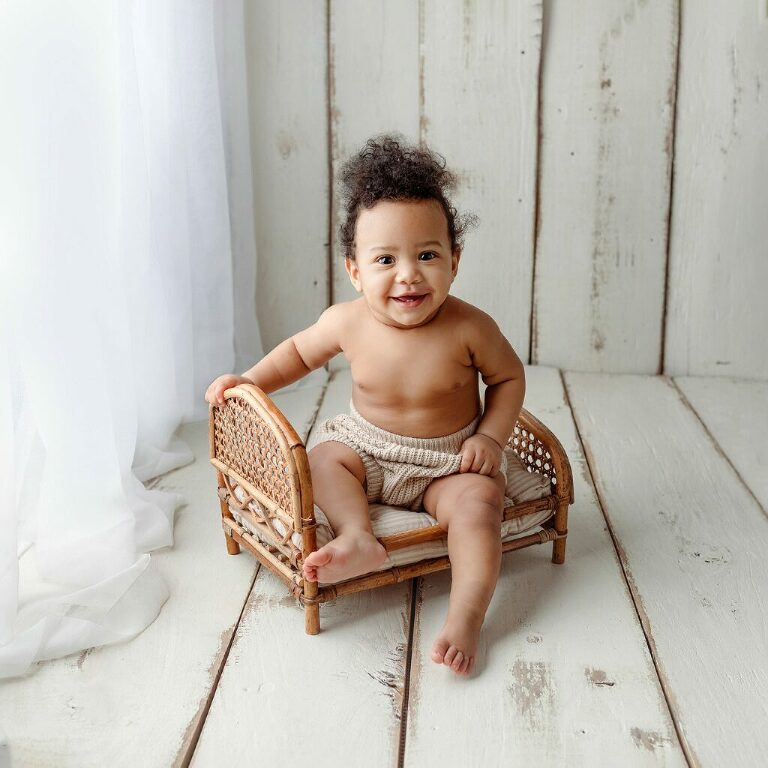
[0,0,262,679]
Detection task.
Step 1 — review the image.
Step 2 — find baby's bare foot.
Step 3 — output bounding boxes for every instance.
[431,612,484,676]
[302,531,387,584]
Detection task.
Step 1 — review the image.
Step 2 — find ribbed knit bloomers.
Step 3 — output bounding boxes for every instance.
[310,400,539,512]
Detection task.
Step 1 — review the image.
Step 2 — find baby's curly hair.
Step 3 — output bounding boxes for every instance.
[338,133,478,261]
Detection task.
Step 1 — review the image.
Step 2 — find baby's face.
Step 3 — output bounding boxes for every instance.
[345,198,460,330]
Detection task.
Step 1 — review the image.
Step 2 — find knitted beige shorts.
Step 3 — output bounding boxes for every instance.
[309,400,511,512]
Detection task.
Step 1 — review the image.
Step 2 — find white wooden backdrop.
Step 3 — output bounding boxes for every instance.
[246,0,768,380]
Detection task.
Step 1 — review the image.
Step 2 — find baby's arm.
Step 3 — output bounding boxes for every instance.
[241,304,344,394]
[462,309,525,470]
[206,305,343,404]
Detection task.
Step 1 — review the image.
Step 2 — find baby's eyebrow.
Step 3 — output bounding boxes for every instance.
[369,240,443,252]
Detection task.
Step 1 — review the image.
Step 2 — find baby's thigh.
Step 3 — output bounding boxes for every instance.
[422,471,506,531]
[307,440,367,490]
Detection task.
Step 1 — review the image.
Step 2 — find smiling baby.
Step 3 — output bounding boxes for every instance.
[206,135,526,676]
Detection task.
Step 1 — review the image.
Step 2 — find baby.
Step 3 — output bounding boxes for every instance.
[206,135,525,677]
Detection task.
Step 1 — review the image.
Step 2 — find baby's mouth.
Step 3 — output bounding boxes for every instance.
[392,294,427,307]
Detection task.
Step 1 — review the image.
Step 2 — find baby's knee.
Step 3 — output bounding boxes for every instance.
[307,441,349,472]
[456,474,504,504]
[308,441,367,486]
[454,477,505,519]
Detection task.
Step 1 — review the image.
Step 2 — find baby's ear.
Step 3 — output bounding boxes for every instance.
[451,248,461,277]
[345,256,362,292]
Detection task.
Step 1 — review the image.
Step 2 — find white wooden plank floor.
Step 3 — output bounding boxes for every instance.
[1,367,765,768]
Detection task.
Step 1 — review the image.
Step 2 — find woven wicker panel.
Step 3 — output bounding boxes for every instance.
[213,396,295,519]
[509,423,557,487]
[224,477,302,566]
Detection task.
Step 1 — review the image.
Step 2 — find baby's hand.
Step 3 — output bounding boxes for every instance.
[205,374,253,406]
[459,433,503,477]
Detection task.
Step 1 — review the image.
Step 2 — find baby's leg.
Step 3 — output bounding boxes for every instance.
[303,441,387,584]
[421,471,506,676]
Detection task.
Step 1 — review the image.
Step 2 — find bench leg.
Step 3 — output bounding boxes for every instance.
[551,499,568,565]
[218,493,241,555]
[304,601,320,634]
[303,573,320,634]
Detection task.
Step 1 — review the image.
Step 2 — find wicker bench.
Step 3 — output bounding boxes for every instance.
[209,383,574,634]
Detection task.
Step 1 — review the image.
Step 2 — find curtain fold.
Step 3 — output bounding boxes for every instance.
[0,0,258,679]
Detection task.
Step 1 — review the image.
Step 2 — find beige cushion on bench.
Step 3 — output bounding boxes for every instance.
[229,450,553,586]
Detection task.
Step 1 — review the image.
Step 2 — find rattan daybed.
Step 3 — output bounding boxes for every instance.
[209,383,574,634]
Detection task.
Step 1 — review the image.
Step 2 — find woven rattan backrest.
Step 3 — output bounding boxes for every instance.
[511,414,555,483]
[515,409,572,503]
[210,384,308,532]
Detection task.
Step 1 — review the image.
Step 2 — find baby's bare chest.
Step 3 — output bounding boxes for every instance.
[344,327,476,405]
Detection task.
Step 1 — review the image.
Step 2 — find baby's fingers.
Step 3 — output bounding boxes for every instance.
[472,451,490,473]
[466,454,482,473]
[206,384,224,406]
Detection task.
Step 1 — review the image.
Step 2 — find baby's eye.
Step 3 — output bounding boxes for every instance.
[376,255,394,265]
[419,251,437,260]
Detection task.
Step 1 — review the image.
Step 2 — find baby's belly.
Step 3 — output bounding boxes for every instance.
[351,380,482,438]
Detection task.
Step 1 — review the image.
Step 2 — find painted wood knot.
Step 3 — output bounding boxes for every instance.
[586,667,616,686]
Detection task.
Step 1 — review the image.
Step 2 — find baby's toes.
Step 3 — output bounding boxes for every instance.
[450,651,464,672]
[431,637,449,664]
[443,645,460,667]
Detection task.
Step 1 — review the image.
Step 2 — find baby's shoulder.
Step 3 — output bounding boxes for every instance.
[320,299,359,322]
[318,299,366,347]
[441,297,508,360]
[442,296,496,332]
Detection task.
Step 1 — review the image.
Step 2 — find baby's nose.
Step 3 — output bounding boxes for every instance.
[397,263,422,282]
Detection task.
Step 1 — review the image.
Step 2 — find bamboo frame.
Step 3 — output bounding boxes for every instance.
[210,383,574,634]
